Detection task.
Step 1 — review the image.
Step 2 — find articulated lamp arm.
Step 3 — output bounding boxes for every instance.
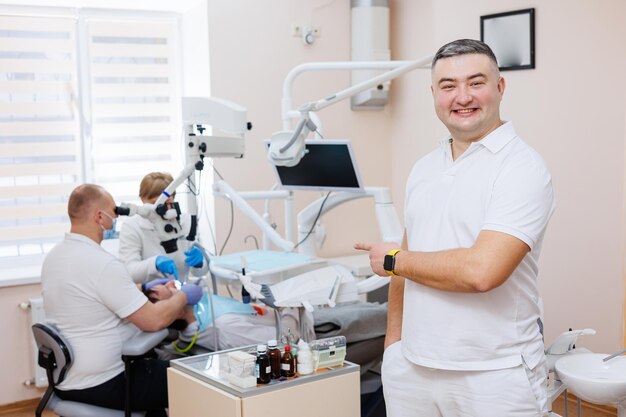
[269,54,433,167]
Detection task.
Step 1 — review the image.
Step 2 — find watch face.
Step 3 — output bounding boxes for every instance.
[383,254,394,271]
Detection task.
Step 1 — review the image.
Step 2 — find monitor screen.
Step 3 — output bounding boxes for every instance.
[267,139,364,192]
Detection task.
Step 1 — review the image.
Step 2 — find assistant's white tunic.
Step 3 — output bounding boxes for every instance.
[402,122,555,371]
[119,214,208,284]
[41,233,147,390]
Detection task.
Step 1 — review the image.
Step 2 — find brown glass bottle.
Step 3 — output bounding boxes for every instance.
[267,339,282,379]
[281,344,296,377]
[255,344,271,384]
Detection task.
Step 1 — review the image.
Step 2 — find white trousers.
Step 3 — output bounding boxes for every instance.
[381,341,549,417]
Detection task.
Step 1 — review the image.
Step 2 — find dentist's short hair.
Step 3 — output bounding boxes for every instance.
[432,39,499,71]
[68,184,108,222]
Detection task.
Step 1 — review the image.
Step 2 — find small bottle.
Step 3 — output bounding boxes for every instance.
[287,329,298,373]
[281,344,296,377]
[297,340,314,375]
[267,339,282,379]
[255,344,271,384]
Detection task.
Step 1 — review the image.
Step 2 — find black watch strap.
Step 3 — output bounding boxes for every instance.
[383,249,401,276]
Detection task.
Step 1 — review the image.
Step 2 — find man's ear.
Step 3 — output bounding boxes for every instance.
[93,209,102,225]
[497,76,506,96]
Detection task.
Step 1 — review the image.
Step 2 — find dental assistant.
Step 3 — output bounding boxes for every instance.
[119,172,208,284]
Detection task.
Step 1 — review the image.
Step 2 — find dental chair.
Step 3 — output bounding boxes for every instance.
[32,322,168,417]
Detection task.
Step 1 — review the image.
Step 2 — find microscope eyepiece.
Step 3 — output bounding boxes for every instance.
[114,206,130,216]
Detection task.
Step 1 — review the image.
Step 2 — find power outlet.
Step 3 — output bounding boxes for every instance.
[291,25,321,38]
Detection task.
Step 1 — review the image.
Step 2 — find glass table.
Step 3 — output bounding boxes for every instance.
[168,345,361,417]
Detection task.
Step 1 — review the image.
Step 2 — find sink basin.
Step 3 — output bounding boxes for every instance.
[555,353,626,405]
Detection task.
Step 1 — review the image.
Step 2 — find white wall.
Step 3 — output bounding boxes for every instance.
[0,284,47,405]
[206,0,390,257]
[388,0,626,352]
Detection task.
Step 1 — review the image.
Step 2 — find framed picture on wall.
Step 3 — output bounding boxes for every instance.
[480,8,535,71]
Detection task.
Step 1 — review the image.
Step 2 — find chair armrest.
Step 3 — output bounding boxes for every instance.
[121,329,169,357]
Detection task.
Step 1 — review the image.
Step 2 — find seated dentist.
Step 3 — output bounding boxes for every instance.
[41,184,203,416]
[119,172,208,284]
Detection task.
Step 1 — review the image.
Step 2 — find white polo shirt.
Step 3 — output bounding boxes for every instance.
[41,233,148,390]
[402,121,555,371]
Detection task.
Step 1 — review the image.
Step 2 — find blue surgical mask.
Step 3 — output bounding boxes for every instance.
[100,210,119,240]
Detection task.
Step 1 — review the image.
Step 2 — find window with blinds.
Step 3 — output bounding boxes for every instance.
[86,18,180,202]
[0,9,181,261]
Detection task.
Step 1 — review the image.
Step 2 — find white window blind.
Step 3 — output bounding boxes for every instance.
[0,9,182,260]
[0,14,81,258]
[85,17,180,202]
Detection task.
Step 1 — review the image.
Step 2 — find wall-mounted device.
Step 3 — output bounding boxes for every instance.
[351,0,390,110]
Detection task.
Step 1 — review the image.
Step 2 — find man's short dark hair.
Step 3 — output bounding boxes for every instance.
[432,39,499,70]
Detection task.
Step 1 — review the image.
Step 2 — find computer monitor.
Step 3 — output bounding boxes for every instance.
[267,139,365,192]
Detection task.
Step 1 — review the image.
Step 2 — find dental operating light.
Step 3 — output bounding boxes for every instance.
[268,54,433,167]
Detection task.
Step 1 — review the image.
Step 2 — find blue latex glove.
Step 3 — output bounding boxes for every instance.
[155,256,179,280]
[142,277,173,294]
[181,284,203,305]
[184,247,203,268]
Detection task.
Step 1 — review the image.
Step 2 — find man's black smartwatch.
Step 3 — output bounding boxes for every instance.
[383,249,401,276]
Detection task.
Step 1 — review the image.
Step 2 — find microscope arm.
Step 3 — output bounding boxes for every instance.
[155,163,196,206]
[117,97,248,253]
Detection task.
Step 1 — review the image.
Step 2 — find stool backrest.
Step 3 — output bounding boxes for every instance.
[32,322,73,386]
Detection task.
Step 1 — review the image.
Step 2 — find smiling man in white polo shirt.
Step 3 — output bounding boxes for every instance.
[356,39,555,416]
